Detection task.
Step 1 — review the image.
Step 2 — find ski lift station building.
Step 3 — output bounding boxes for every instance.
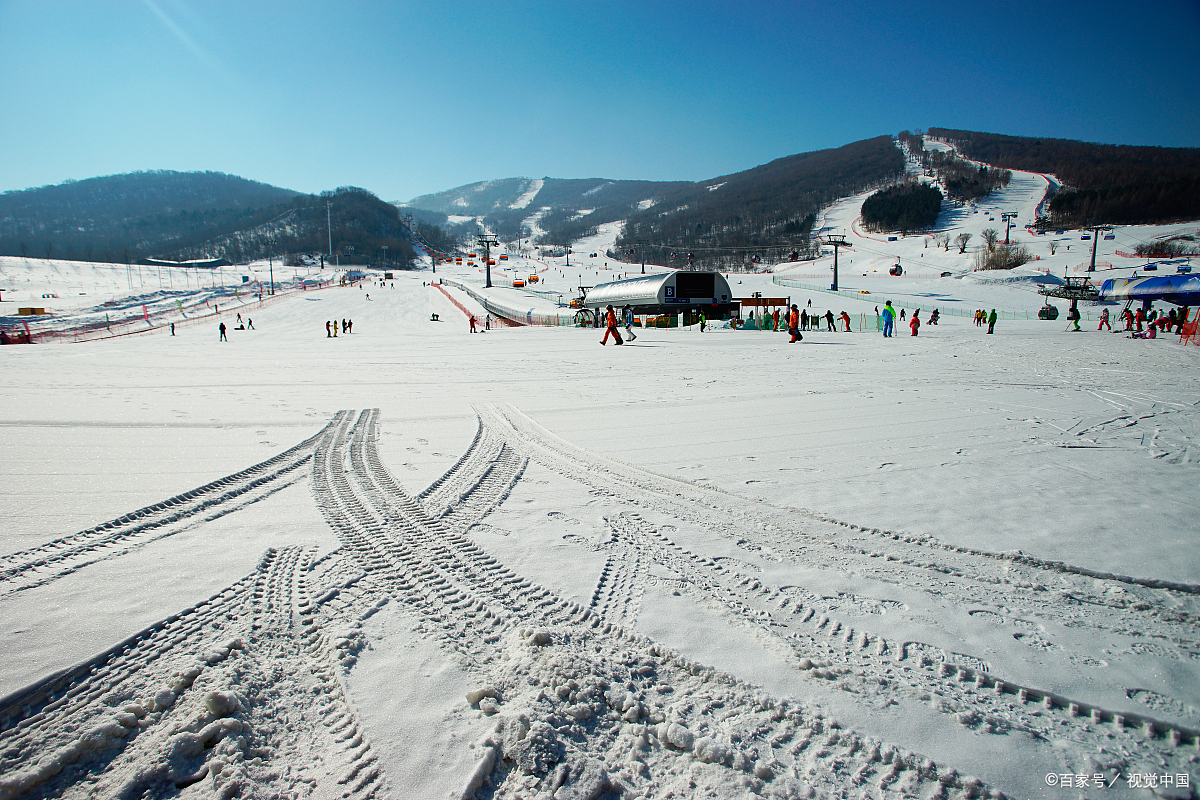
[583,271,738,317]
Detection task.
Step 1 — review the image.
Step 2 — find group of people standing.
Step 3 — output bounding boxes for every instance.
[325,319,352,337]
[971,308,998,334]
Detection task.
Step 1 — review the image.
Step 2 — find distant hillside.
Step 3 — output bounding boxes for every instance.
[0,173,432,268]
[403,177,693,246]
[0,171,301,262]
[926,128,1200,227]
[171,187,418,269]
[405,136,906,269]
[616,136,905,269]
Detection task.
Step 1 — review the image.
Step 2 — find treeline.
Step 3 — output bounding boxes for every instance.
[926,127,1200,226]
[615,136,905,270]
[861,182,942,233]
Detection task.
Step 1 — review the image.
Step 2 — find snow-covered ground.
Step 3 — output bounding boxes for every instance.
[1,173,1198,800]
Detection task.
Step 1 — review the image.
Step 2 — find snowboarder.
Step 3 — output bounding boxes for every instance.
[987,309,997,334]
[839,311,851,331]
[825,310,835,331]
[929,309,939,325]
[800,309,808,331]
[623,305,637,341]
[899,308,906,321]
[910,312,920,336]
[326,320,332,338]
[247,319,254,330]
[881,301,896,337]
[219,322,227,341]
[600,305,623,345]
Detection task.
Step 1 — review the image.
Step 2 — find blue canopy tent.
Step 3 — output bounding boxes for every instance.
[1098,275,1200,306]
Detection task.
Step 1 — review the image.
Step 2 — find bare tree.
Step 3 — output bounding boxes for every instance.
[955,232,972,253]
[981,228,999,251]
[1049,241,1058,255]
[974,242,1032,270]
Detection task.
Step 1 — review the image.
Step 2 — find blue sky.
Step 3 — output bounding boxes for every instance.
[2,0,1198,202]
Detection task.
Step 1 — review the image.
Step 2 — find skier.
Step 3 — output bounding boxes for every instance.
[600,305,623,345]
[326,320,332,338]
[987,308,998,334]
[247,319,254,330]
[910,311,920,336]
[1067,305,1081,331]
[623,305,637,341]
[699,312,706,332]
[825,310,835,331]
[899,308,906,321]
[170,323,175,336]
[219,322,227,341]
[347,319,352,334]
[788,304,802,343]
[469,315,477,333]
[839,311,851,331]
[800,308,808,331]
[881,301,896,337]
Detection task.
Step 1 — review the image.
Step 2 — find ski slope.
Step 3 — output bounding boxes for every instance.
[0,172,1198,800]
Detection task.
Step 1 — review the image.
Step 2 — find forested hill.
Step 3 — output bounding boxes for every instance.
[0,171,301,263]
[0,173,430,269]
[926,128,1200,227]
[404,136,905,270]
[615,135,905,269]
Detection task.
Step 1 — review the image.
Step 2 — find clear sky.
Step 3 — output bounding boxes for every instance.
[2,0,1198,202]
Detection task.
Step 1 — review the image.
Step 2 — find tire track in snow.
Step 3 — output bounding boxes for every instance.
[0,421,332,601]
[310,409,992,800]
[477,403,1200,769]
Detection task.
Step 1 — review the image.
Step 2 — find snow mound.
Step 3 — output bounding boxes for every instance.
[960,267,1063,286]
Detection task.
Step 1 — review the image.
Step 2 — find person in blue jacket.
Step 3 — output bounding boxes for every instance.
[881,301,896,337]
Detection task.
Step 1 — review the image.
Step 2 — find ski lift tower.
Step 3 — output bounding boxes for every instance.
[1001,212,1018,245]
[1086,226,1113,272]
[822,234,850,291]
[477,233,499,288]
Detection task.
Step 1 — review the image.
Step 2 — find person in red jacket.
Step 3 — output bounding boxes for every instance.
[600,305,623,345]
[910,311,921,336]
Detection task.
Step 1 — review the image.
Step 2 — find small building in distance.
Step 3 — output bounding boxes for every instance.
[583,271,737,318]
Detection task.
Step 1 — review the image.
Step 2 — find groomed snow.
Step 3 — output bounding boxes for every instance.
[0,173,1197,800]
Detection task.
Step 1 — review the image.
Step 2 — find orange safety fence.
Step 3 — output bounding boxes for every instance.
[2,278,341,344]
[1180,308,1199,346]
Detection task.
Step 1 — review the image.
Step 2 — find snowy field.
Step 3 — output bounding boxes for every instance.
[1,178,1198,799]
